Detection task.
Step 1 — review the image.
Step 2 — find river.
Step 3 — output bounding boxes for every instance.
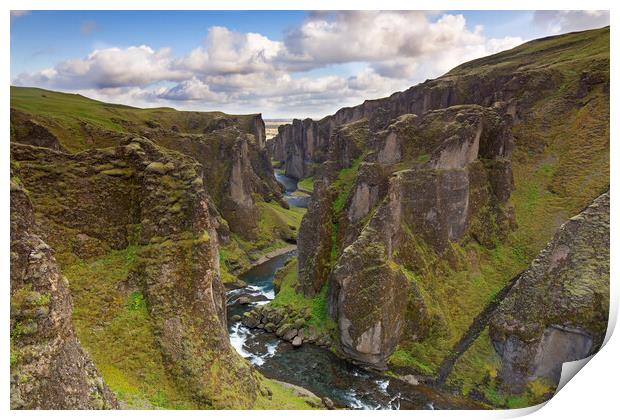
[274,171,310,208]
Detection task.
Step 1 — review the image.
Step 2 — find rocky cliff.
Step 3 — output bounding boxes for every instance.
[10,174,118,409]
[269,26,609,406]
[320,105,515,367]
[10,89,284,243]
[269,27,609,184]
[489,192,609,398]
[11,138,259,408]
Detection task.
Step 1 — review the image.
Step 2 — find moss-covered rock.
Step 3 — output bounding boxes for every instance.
[10,176,118,409]
[11,137,259,408]
[489,192,609,401]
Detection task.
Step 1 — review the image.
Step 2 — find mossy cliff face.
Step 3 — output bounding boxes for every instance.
[276,26,609,397]
[323,106,514,367]
[11,138,259,408]
[10,87,283,243]
[10,177,118,409]
[489,192,609,398]
[152,126,283,240]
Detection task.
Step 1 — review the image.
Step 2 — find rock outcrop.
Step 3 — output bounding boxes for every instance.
[10,176,117,409]
[11,138,259,408]
[323,106,514,367]
[489,192,609,394]
[10,108,65,152]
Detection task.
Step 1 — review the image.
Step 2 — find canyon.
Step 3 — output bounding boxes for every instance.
[10,26,609,409]
[267,26,609,405]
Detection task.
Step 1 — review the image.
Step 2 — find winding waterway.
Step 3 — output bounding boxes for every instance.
[274,171,310,208]
[225,172,479,409]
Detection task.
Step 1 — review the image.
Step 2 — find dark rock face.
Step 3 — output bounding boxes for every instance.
[328,227,409,368]
[290,105,515,368]
[297,178,335,297]
[219,133,261,237]
[274,119,329,180]
[341,162,386,248]
[11,137,259,408]
[250,114,266,150]
[10,179,117,409]
[10,109,65,152]
[489,192,609,393]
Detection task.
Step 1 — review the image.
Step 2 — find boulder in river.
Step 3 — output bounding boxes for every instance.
[241,311,260,328]
[322,397,336,410]
[237,296,252,305]
[283,328,298,341]
[276,323,293,338]
[292,336,303,347]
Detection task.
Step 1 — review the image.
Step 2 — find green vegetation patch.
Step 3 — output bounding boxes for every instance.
[252,377,321,409]
[271,257,336,337]
[331,156,363,215]
[63,246,195,409]
[297,176,315,193]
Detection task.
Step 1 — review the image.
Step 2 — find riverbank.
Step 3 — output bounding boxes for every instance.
[250,244,297,268]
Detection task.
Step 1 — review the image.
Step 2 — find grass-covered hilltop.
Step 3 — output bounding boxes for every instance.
[267,26,609,408]
[10,26,609,410]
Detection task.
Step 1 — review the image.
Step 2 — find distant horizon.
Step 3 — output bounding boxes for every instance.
[11,11,610,119]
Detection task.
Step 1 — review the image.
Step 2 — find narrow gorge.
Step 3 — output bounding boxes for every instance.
[10,26,609,410]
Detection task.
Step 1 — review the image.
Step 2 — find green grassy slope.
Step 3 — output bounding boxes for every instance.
[10,86,257,152]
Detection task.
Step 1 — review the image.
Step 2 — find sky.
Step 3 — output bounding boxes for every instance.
[10,10,610,119]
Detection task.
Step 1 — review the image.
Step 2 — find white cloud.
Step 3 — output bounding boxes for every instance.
[175,26,284,75]
[14,45,188,89]
[13,11,528,117]
[279,11,522,80]
[158,77,223,101]
[533,10,609,34]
